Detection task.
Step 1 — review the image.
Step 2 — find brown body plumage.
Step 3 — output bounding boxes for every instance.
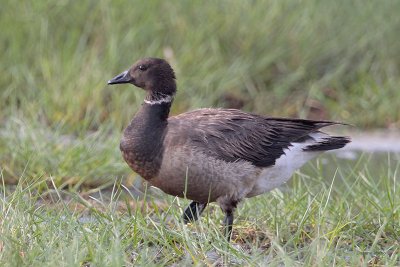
[108,57,350,240]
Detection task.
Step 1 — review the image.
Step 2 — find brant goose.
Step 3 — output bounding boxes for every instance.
[108,58,350,240]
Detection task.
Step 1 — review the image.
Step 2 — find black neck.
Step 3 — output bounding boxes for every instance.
[140,100,171,121]
[124,92,172,141]
[120,95,171,163]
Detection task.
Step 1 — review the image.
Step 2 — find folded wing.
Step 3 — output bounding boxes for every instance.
[167,108,349,167]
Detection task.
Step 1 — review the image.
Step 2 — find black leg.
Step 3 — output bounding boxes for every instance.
[182,201,207,224]
[223,210,234,241]
[219,199,239,241]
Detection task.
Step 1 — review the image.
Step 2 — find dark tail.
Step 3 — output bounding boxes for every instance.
[303,136,351,152]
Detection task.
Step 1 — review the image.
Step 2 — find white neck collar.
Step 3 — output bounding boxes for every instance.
[144,94,173,105]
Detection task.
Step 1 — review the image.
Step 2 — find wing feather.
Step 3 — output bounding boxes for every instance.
[167,108,341,167]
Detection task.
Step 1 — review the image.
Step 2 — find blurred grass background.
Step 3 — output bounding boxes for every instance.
[1,0,400,185]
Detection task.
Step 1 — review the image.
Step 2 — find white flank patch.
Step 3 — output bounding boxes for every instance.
[246,132,328,197]
[143,95,173,105]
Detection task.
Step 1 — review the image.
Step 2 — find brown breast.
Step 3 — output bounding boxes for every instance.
[121,150,160,180]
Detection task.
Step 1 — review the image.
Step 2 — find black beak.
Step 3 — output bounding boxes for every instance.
[107,70,131,85]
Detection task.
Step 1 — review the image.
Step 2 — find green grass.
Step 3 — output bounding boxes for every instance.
[1,0,400,266]
[1,156,399,266]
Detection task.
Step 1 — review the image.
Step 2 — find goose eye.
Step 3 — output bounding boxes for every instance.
[138,65,147,71]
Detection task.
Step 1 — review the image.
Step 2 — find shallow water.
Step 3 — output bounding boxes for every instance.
[341,130,400,153]
[326,130,400,167]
